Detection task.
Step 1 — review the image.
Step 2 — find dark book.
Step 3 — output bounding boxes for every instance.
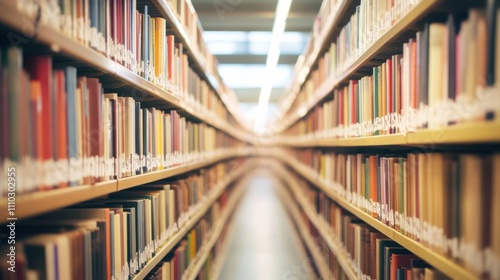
[396,267,407,280]
[384,247,410,280]
[377,238,398,280]
[486,0,499,85]
[87,78,104,183]
[5,48,23,166]
[25,56,53,188]
[418,23,429,107]
[142,107,149,173]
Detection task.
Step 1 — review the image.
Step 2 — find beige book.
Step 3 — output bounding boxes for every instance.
[460,154,483,274]
[428,23,447,127]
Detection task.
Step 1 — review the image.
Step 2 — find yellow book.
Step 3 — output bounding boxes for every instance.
[154,18,166,82]
[428,23,447,128]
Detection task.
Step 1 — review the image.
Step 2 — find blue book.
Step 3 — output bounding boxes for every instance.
[64,67,78,186]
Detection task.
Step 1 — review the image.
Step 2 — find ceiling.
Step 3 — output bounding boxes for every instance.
[191,0,323,105]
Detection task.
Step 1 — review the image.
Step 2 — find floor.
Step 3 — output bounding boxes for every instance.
[218,171,314,280]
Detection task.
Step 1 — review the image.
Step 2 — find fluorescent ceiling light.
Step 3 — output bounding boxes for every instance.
[253,0,292,133]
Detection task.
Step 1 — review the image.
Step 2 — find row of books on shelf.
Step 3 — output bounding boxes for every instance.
[304,0,341,62]
[287,148,500,278]
[145,211,233,280]
[0,49,243,195]
[145,219,210,280]
[286,177,452,280]
[0,159,244,280]
[8,0,229,121]
[296,0,424,93]
[335,0,423,74]
[285,4,500,136]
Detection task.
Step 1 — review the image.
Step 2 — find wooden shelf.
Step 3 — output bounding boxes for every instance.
[0,149,251,222]
[269,122,500,148]
[277,153,480,280]
[279,0,353,118]
[117,148,253,190]
[132,160,253,280]
[0,180,117,221]
[183,180,247,280]
[0,2,249,143]
[277,183,331,280]
[407,122,500,145]
[274,164,358,280]
[277,0,444,133]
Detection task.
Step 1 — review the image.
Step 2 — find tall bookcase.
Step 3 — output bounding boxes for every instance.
[267,0,500,279]
[0,0,255,279]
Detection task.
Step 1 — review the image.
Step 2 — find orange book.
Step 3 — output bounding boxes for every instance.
[166,35,175,82]
[25,56,53,190]
[30,81,43,179]
[154,18,166,81]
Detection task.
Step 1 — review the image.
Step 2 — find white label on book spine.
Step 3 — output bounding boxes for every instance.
[129,254,139,275]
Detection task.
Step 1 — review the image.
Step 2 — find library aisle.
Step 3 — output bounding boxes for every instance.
[218,171,311,280]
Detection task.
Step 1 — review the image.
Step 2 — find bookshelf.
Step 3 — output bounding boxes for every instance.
[275,0,446,133]
[131,161,251,280]
[271,149,478,279]
[0,148,253,221]
[278,0,353,116]
[276,178,332,280]
[0,0,255,279]
[149,0,248,132]
[0,1,251,143]
[181,181,245,280]
[268,122,500,147]
[271,160,358,280]
[269,0,500,278]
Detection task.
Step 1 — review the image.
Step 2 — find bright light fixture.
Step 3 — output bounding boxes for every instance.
[253,0,293,133]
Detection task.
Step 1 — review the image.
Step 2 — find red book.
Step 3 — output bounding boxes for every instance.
[54,70,68,188]
[111,0,119,57]
[78,77,90,184]
[386,58,393,119]
[338,89,344,126]
[117,0,123,48]
[350,80,357,125]
[390,254,416,280]
[87,78,103,182]
[123,0,129,67]
[24,56,53,189]
[30,81,43,178]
